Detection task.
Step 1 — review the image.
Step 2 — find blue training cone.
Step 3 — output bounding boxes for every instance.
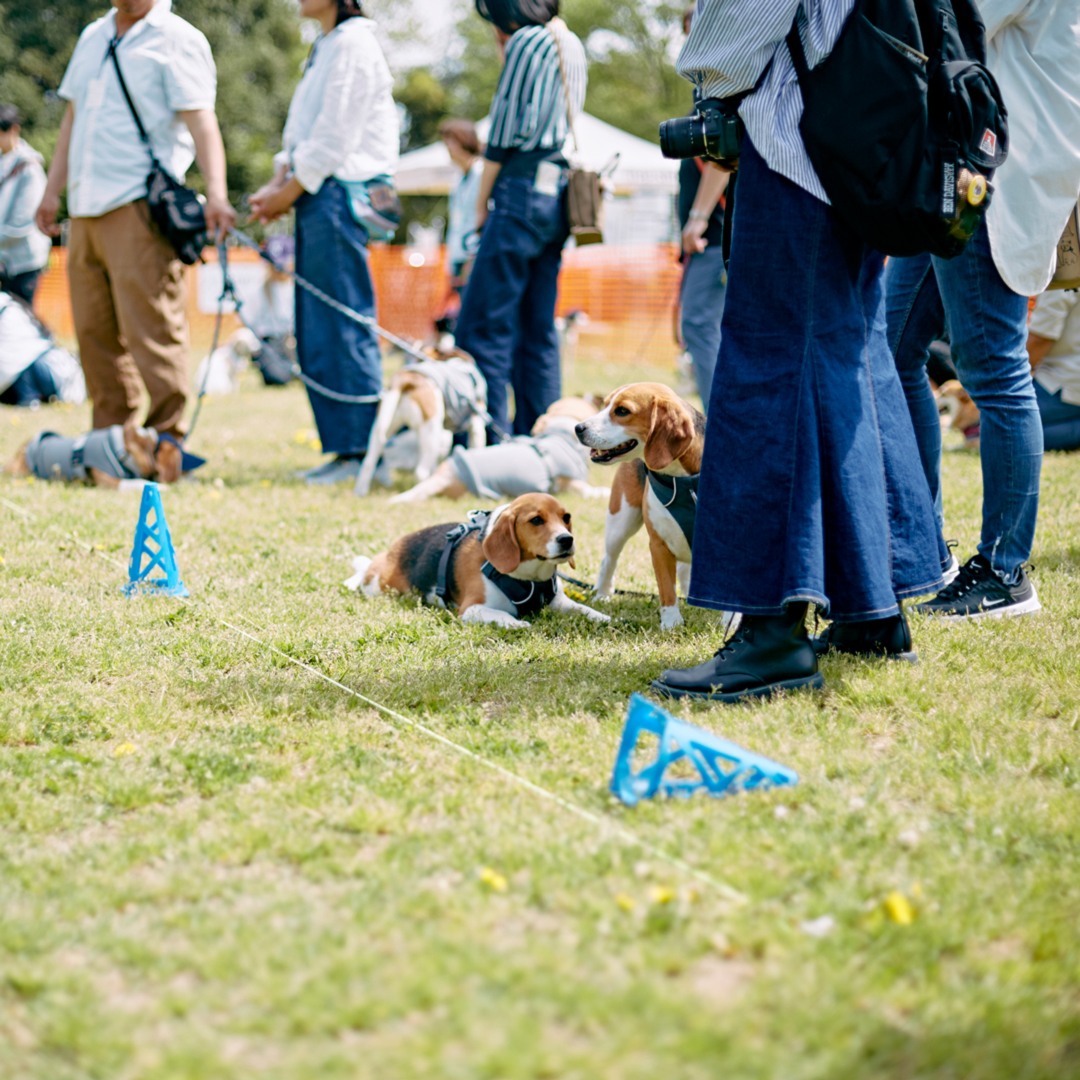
[610,693,798,806]
[121,483,189,598]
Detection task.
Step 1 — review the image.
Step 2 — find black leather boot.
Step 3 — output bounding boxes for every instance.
[811,605,917,663]
[651,603,823,703]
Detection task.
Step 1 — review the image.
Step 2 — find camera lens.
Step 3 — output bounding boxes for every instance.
[659,115,703,160]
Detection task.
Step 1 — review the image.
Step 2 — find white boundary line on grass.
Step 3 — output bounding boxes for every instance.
[1,493,747,904]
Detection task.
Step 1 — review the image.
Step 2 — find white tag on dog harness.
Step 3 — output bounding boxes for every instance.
[534,160,561,197]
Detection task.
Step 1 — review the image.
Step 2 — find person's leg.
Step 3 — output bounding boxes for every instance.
[294,181,382,465]
[1034,380,1080,452]
[67,215,143,430]
[883,253,950,567]
[455,176,542,440]
[678,245,727,407]
[95,201,189,436]
[931,224,1042,581]
[510,180,569,435]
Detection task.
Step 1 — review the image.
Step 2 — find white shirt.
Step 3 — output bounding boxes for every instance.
[982,0,1080,296]
[1031,290,1080,406]
[58,0,216,219]
[677,0,855,203]
[0,139,52,276]
[273,18,398,194]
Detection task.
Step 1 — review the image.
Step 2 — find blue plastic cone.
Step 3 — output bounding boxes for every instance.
[121,483,189,598]
[610,693,798,806]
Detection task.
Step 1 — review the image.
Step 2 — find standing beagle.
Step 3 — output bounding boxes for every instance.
[576,382,728,631]
[344,492,610,630]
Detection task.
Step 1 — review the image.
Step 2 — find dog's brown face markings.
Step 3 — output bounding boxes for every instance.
[577,382,702,474]
[483,493,576,573]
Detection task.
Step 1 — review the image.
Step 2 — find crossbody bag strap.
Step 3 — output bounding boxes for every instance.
[547,17,578,156]
[107,36,159,165]
[0,159,28,195]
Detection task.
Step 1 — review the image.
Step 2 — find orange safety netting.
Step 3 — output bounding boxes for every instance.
[32,243,685,369]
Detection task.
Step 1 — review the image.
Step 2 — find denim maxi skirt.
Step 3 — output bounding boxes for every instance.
[294,179,382,456]
[688,140,942,622]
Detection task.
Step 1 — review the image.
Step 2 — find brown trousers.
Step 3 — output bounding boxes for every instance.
[69,200,189,435]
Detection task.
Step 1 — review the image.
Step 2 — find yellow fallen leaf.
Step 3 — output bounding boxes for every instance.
[648,885,676,905]
[260,479,272,487]
[94,544,105,551]
[307,439,322,452]
[911,882,924,899]
[113,742,137,758]
[0,555,5,565]
[614,893,635,912]
[884,891,915,925]
[478,867,507,892]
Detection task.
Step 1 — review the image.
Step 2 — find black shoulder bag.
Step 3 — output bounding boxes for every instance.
[107,37,208,265]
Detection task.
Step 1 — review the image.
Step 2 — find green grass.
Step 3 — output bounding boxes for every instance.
[2,365,1079,1080]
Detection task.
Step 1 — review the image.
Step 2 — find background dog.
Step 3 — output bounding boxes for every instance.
[389,396,609,504]
[6,419,183,488]
[344,492,609,630]
[936,379,981,449]
[576,382,721,631]
[354,341,487,498]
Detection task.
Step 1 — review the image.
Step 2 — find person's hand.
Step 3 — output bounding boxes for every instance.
[248,183,293,225]
[682,216,709,257]
[203,193,236,241]
[35,191,63,238]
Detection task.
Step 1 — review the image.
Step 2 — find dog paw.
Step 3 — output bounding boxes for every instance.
[659,605,684,631]
[585,609,612,623]
[344,556,371,592]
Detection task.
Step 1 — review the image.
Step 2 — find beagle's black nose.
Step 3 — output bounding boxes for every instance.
[556,532,574,550]
[574,422,588,438]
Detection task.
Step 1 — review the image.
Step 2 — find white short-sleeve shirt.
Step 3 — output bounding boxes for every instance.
[58,0,216,219]
[1030,291,1080,407]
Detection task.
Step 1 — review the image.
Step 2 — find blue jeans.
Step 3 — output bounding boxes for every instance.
[1034,381,1080,452]
[294,179,382,456]
[689,139,941,621]
[455,172,569,437]
[680,245,726,406]
[885,224,1042,582]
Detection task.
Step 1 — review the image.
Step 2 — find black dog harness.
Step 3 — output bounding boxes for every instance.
[435,514,558,617]
[647,470,700,549]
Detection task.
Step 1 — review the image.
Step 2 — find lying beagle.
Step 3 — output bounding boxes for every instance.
[5,419,198,488]
[936,379,981,449]
[388,396,609,504]
[353,341,488,498]
[344,492,610,630]
[575,382,721,631]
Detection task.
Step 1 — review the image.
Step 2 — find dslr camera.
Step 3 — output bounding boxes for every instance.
[659,98,744,167]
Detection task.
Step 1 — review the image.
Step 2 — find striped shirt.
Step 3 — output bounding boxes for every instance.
[677,0,855,203]
[485,21,587,164]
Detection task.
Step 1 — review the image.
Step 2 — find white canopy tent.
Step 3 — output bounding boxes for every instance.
[396,112,679,197]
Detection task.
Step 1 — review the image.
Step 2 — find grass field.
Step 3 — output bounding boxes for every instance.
[2,362,1079,1080]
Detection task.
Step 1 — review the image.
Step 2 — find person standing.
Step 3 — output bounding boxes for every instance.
[884,0,1080,619]
[250,0,399,486]
[651,0,943,702]
[34,0,234,439]
[674,5,729,410]
[440,118,484,290]
[454,0,587,439]
[0,105,52,306]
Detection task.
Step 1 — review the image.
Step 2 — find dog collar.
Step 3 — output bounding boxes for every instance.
[647,469,699,549]
[480,561,558,617]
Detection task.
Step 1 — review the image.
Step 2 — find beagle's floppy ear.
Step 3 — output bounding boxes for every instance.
[643,398,694,471]
[154,439,183,484]
[482,509,521,574]
[122,420,157,479]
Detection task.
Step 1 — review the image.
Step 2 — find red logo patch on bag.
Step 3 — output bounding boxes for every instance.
[979,129,997,157]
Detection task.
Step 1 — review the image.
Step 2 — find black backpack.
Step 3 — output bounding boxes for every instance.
[787,0,1008,259]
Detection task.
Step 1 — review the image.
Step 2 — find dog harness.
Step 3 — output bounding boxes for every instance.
[23,428,206,483]
[404,356,487,433]
[434,513,558,617]
[448,429,589,500]
[647,470,700,549]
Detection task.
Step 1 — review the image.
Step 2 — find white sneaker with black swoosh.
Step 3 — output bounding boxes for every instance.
[913,554,1041,621]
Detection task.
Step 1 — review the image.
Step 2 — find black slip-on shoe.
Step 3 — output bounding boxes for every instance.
[651,603,824,703]
[811,606,918,663]
[912,554,1041,621]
